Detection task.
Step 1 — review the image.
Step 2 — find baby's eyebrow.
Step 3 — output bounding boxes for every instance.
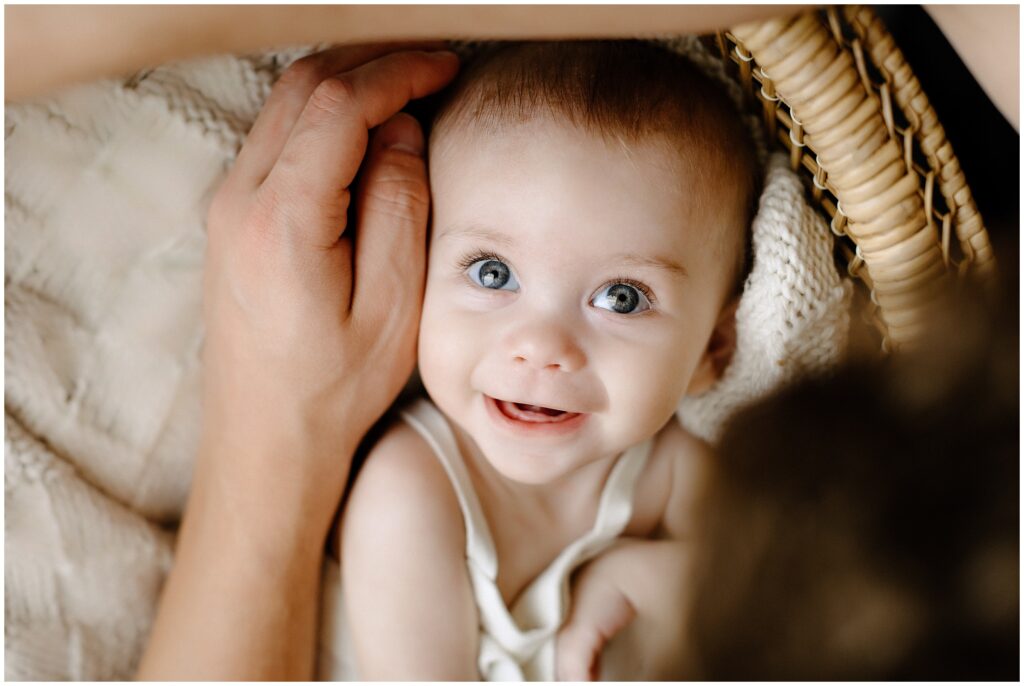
[438,226,687,278]
[614,252,689,279]
[437,225,515,248]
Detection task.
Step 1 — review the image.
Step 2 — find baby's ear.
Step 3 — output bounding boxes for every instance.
[686,298,740,396]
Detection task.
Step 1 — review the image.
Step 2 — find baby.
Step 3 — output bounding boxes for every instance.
[336,40,759,680]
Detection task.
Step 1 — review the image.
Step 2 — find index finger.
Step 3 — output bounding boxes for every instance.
[260,50,458,243]
[233,41,449,189]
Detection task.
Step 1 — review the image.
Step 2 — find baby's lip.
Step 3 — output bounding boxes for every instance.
[488,395,584,423]
[483,395,589,437]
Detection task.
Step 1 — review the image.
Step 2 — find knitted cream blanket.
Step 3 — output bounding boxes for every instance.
[5,46,311,680]
[4,44,849,680]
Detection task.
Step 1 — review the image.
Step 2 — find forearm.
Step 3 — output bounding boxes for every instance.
[137,434,352,680]
[925,5,1019,130]
[564,538,693,681]
[6,5,798,101]
[134,42,444,680]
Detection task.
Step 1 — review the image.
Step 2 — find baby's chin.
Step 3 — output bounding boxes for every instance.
[479,445,594,485]
[468,430,623,486]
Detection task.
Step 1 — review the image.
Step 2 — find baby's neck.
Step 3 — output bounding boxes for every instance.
[451,423,625,604]
[452,422,621,521]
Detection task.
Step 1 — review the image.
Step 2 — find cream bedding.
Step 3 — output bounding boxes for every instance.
[5,46,311,679]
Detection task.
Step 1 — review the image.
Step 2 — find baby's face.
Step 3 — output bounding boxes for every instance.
[419,117,735,484]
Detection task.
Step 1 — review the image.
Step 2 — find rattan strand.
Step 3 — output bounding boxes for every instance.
[722,7,995,349]
[842,6,996,285]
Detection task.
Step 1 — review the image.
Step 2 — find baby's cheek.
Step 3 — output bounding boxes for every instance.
[608,347,693,436]
[417,313,450,389]
[418,303,475,405]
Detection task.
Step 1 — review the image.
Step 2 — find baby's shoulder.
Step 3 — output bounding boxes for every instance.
[338,416,480,674]
[341,415,465,550]
[629,417,714,539]
[650,417,714,474]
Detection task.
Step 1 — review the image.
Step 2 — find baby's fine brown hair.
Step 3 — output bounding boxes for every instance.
[424,40,763,294]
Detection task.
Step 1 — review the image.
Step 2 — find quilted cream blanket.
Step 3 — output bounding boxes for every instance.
[5,46,312,680]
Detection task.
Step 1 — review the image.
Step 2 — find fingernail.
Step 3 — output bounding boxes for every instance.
[385,113,425,156]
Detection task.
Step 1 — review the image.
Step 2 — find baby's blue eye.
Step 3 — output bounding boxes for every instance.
[468,259,519,291]
[591,283,651,314]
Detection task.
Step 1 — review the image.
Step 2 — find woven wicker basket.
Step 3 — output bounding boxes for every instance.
[717,6,996,351]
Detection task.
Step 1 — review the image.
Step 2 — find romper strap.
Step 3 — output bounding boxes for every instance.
[400,399,499,580]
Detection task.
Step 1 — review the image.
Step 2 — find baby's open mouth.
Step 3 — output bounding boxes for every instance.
[495,398,581,424]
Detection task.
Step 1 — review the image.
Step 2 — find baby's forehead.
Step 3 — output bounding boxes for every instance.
[432,107,698,165]
[428,114,748,292]
[424,41,757,292]
[429,102,743,205]
[432,147,710,263]
[430,115,736,224]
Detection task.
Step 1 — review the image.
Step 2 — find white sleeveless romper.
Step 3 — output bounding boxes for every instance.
[318,398,652,680]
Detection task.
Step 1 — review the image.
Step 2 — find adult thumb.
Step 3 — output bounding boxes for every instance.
[350,112,430,318]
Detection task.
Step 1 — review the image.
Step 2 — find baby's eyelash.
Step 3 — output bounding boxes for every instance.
[453,255,656,304]
[456,250,505,271]
[607,276,657,304]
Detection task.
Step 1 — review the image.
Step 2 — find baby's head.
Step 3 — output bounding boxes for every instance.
[417,41,760,483]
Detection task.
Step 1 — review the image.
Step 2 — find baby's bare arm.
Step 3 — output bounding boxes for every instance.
[340,421,479,679]
[559,539,694,680]
[557,555,637,681]
[558,422,710,679]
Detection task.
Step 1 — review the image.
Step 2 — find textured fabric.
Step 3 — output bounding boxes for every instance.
[668,37,853,442]
[4,413,174,679]
[677,153,854,442]
[653,37,852,441]
[5,39,849,681]
[317,398,651,681]
[4,46,316,680]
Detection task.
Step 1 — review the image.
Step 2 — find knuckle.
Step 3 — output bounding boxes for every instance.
[276,53,327,92]
[364,159,430,223]
[308,75,359,116]
[251,182,283,223]
[249,177,350,248]
[368,187,429,226]
[248,185,293,244]
[555,642,592,681]
[380,146,429,179]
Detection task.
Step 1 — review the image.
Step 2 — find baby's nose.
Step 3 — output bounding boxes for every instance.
[506,322,586,373]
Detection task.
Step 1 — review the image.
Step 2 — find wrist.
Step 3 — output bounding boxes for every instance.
[190,422,356,551]
[142,459,327,680]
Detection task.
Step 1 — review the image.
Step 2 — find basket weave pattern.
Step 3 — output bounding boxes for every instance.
[720,6,995,349]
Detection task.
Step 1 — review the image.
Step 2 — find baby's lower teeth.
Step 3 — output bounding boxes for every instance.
[518,403,563,416]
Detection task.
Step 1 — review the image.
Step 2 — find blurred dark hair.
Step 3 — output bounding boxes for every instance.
[687,280,1019,680]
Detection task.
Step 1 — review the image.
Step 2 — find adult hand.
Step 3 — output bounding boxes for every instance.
[200,43,457,535]
[139,44,458,679]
